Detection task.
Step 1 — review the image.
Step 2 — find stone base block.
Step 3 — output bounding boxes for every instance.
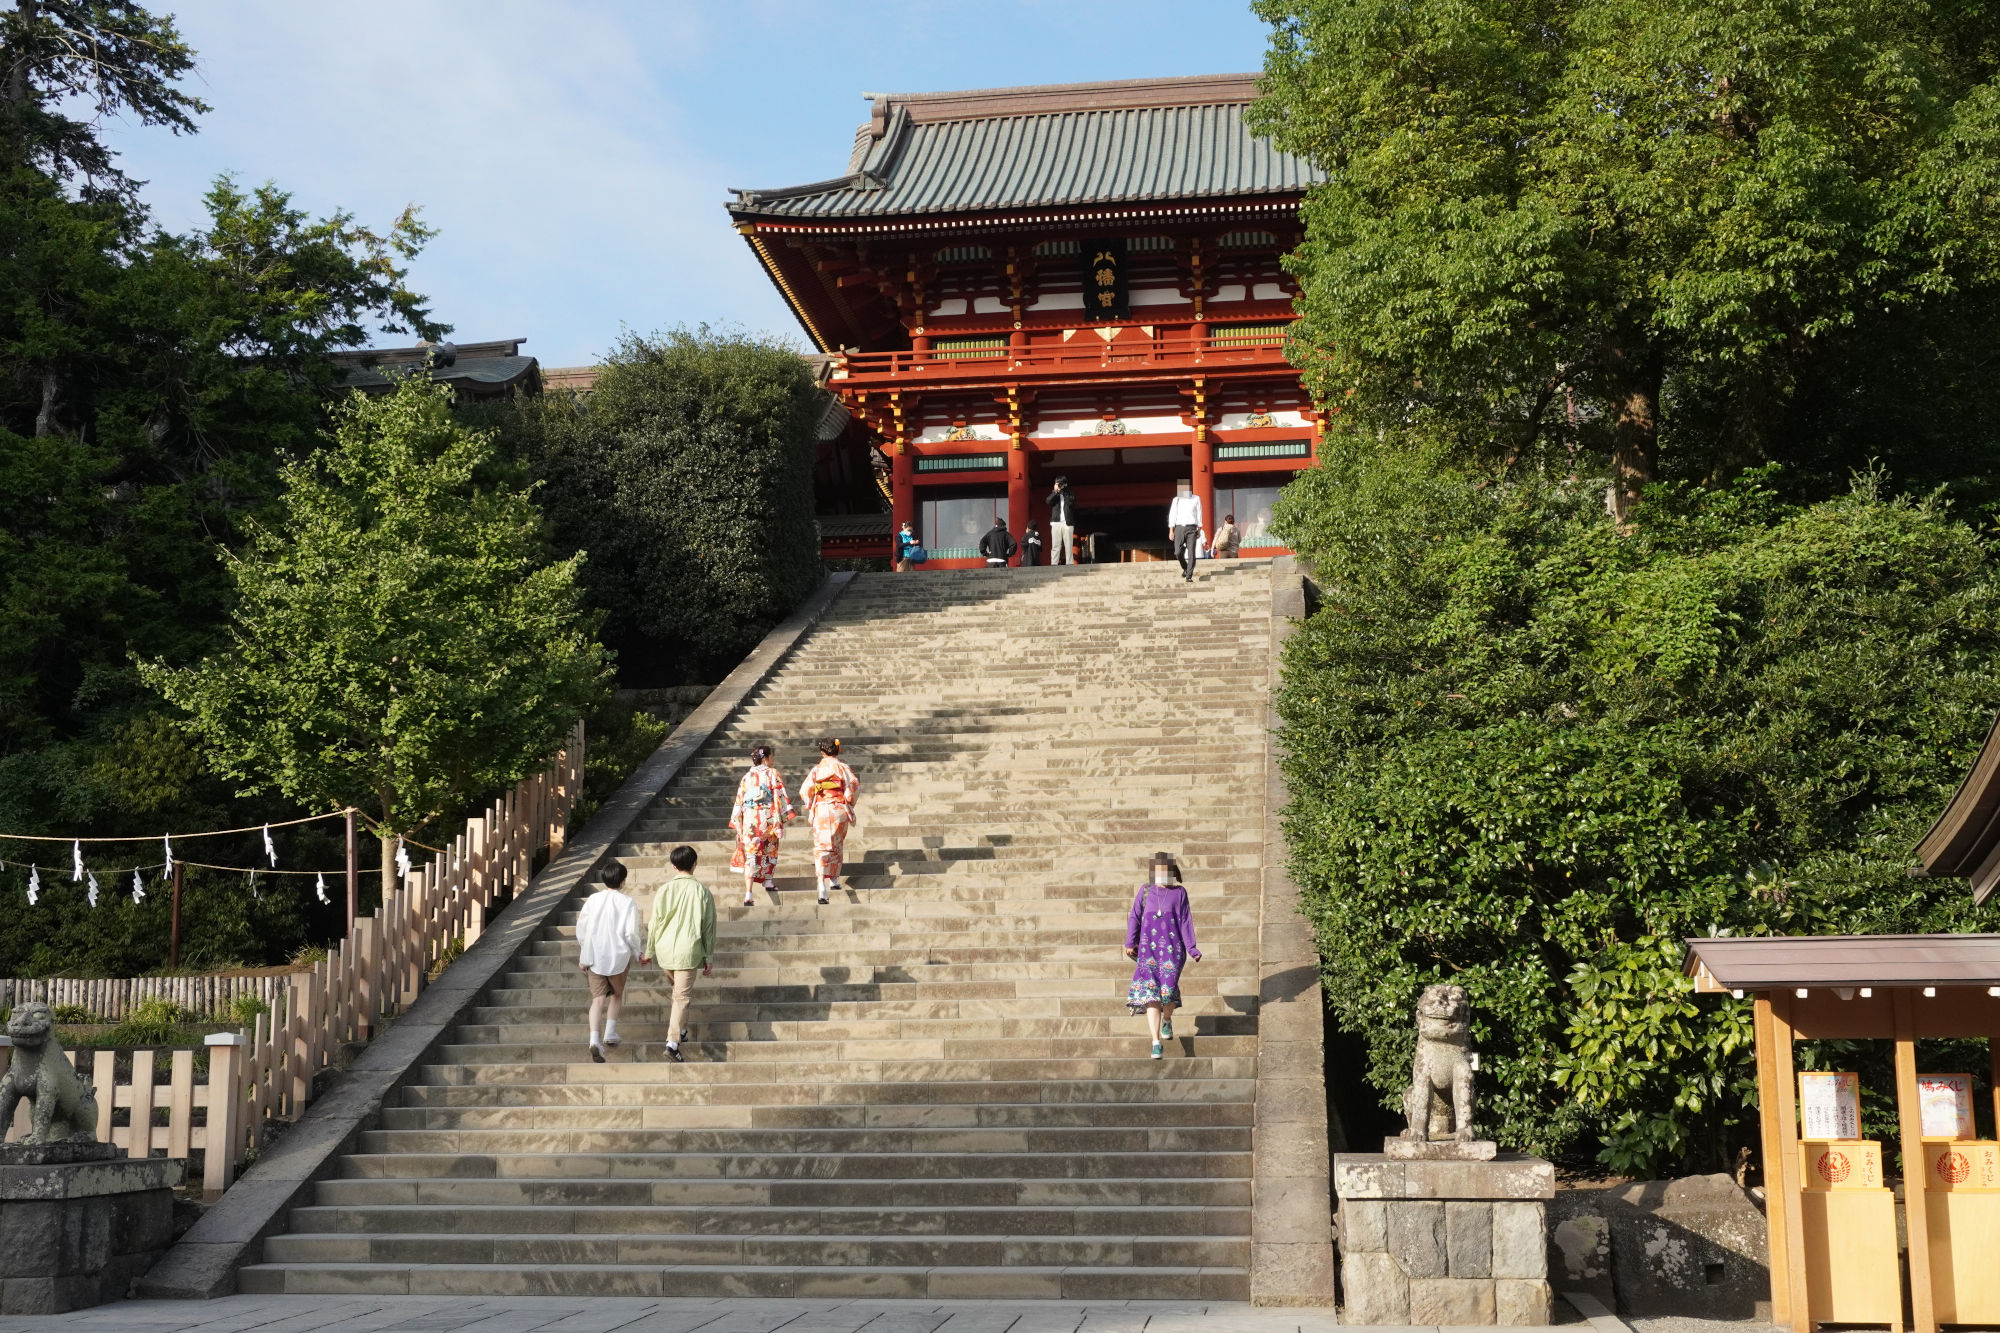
[0,1155,182,1315]
[1336,1152,1554,1325]
[1383,1136,1500,1161]
[1410,1276,1497,1324]
[1340,1250,1409,1325]
[1497,1278,1553,1325]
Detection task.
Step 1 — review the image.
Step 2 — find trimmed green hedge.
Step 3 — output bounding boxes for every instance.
[496,330,824,687]
[1275,448,1997,1173]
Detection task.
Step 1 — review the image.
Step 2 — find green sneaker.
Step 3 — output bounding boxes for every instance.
[1160,1018,1173,1040]
[1150,1042,1163,1060]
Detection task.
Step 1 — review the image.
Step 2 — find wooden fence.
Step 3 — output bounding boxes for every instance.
[0,972,295,1022]
[1,723,582,1199]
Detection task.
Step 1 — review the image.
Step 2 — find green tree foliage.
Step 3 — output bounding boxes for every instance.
[491,329,824,685]
[1274,449,1996,1172]
[1,0,205,192]
[1251,0,2000,517]
[0,0,457,973]
[143,378,611,892]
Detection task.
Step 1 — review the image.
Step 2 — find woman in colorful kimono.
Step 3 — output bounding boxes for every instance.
[728,744,794,906]
[799,737,860,905]
[1124,851,1201,1059]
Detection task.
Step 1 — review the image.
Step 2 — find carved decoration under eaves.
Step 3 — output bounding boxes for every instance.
[1245,410,1276,429]
[1092,419,1131,436]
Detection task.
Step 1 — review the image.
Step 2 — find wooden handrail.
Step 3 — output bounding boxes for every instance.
[831,327,1292,383]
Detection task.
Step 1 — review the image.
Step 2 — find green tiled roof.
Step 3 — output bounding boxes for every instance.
[729,78,1323,222]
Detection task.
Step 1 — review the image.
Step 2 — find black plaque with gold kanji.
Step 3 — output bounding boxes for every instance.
[1080,237,1128,320]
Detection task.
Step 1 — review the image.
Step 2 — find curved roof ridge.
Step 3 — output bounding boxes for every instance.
[864,73,1265,125]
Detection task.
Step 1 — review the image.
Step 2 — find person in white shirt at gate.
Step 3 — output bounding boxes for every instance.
[575,860,643,1063]
[1166,480,1204,582]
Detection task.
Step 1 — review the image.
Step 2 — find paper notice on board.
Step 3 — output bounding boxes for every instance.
[1918,1074,1975,1140]
[1799,1071,1862,1140]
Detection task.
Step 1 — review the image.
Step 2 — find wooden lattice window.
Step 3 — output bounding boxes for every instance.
[1209,322,1289,347]
[931,336,1007,361]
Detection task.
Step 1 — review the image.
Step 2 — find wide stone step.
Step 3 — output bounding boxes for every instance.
[335,1148,1253,1180]
[395,1076,1259,1108]
[464,994,1248,1022]
[380,1099,1253,1129]
[288,1202,1250,1237]
[262,1231,1249,1269]
[354,1125,1252,1154]
[236,1260,1250,1300]
[425,1038,1256,1065]
[500,956,1254,981]
[446,1017,1254,1043]
[311,1174,1254,1209]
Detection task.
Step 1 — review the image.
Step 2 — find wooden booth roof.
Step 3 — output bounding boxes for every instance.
[726,74,1325,222]
[1685,934,2000,992]
[1914,711,2000,905]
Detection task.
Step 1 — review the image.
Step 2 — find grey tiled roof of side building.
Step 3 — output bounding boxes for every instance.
[730,99,1325,221]
[336,354,538,390]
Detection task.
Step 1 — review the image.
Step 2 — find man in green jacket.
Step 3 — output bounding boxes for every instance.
[642,844,716,1063]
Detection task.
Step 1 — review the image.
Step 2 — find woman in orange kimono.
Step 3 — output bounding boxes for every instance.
[728,744,794,906]
[799,737,859,905]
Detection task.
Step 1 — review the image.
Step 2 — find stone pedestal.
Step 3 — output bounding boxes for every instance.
[0,1142,183,1315]
[1335,1151,1556,1326]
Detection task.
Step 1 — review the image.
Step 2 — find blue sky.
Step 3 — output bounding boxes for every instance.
[104,2,1276,367]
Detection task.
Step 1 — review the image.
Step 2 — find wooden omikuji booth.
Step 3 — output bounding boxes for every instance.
[1685,936,2000,1333]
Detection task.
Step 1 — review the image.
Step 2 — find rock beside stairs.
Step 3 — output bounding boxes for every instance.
[240,561,1321,1300]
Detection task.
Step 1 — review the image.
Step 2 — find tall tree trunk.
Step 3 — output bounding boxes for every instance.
[34,368,61,438]
[4,3,40,113]
[379,830,396,903]
[1606,352,1663,526]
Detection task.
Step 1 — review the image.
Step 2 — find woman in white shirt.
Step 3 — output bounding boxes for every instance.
[575,861,642,1062]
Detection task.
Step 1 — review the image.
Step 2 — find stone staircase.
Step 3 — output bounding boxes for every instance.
[241,560,1287,1299]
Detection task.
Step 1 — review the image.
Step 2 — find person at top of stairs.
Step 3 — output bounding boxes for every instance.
[574,860,641,1063]
[642,844,716,1064]
[977,519,1017,568]
[728,743,794,907]
[1126,852,1201,1060]
[799,737,859,906]
[1168,481,1204,582]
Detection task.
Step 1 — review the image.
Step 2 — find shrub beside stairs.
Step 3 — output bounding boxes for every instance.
[235,561,1333,1301]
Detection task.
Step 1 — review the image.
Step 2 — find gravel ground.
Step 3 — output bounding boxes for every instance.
[1630,1317,1780,1333]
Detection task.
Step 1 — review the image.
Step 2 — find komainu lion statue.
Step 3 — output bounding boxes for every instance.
[0,1001,99,1144]
[1401,983,1478,1143]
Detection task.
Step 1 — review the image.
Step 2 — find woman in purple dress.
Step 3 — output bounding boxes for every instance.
[1125,851,1201,1058]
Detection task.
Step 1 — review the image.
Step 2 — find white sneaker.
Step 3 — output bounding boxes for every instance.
[588,1042,605,1064]
[603,1030,621,1047]
[743,894,754,906]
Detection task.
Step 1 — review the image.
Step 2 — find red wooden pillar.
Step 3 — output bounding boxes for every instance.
[1193,431,1216,543]
[1191,378,1216,542]
[1007,439,1030,566]
[891,445,916,567]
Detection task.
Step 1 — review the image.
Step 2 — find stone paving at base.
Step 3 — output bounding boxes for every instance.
[0,1297,1354,1333]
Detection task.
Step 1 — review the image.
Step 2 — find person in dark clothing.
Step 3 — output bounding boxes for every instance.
[978,520,1017,567]
[1020,524,1043,567]
[1046,477,1078,566]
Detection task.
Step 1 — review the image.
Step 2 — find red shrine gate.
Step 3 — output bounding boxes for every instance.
[728,75,1326,567]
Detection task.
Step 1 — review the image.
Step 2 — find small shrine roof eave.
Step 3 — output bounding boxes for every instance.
[1682,933,2000,994]
[1912,710,2000,905]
